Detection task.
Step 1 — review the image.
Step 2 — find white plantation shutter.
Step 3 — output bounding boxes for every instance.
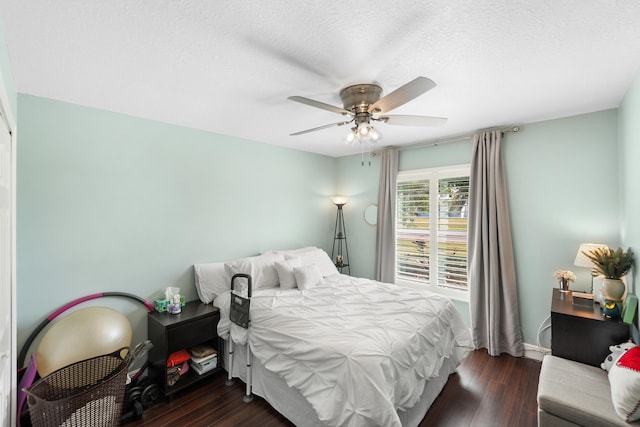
[396,179,430,282]
[396,166,470,294]
[437,176,469,289]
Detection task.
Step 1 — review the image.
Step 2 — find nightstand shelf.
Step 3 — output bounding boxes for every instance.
[550,288,629,367]
[147,300,221,398]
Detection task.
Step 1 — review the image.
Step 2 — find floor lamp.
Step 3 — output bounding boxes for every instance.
[331,197,350,275]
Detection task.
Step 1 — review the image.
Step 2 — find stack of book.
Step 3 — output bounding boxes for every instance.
[189,344,218,375]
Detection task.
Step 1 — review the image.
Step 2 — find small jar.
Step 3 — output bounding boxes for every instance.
[168,297,182,314]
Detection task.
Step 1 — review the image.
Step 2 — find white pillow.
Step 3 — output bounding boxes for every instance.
[193,262,230,304]
[288,248,339,277]
[224,252,285,290]
[268,246,317,256]
[315,249,340,277]
[609,345,640,422]
[294,264,322,290]
[275,258,302,289]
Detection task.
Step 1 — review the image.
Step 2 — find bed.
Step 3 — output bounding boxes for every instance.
[194,247,473,427]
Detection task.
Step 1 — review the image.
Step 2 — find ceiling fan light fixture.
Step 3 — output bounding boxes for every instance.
[345,122,381,143]
[371,127,382,141]
[357,122,372,139]
[344,129,356,144]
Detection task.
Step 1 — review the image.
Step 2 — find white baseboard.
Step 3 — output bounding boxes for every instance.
[523,342,550,361]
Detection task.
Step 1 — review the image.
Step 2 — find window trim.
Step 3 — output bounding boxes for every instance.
[395,164,471,302]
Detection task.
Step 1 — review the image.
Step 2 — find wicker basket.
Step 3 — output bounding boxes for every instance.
[23,347,130,427]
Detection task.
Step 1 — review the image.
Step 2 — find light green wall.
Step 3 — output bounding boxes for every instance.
[337,110,620,346]
[505,110,619,346]
[619,69,640,297]
[16,95,336,353]
[334,154,380,279]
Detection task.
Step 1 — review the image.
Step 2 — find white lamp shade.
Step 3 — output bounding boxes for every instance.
[331,196,348,206]
[344,130,356,144]
[574,243,609,267]
[357,123,372,139]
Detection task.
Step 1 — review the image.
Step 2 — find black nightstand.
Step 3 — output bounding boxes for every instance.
[147,300,221,398]
[551,289,630,367]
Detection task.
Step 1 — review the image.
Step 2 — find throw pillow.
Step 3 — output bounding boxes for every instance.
[274,258,302,289]
[288,248,339,277]
[609,345,640,422]
[601,342,637,371]
[293,264,323,290]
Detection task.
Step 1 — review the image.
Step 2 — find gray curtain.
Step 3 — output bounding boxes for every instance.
[375,148,398,283]
[468,131,524,357]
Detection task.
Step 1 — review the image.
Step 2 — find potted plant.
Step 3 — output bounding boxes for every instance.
[582,247,634,300]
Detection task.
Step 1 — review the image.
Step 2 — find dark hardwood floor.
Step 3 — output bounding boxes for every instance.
[420,351,541,427]
[125,350,541,427]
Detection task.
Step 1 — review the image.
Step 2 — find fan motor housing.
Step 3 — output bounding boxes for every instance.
[340,84,382,113]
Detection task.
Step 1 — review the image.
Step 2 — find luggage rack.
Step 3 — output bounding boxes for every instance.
[225,273,253,403]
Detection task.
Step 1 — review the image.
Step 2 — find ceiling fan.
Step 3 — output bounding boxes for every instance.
[288,76,447,143]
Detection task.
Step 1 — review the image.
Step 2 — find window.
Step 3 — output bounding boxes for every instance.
[396,165,470,299]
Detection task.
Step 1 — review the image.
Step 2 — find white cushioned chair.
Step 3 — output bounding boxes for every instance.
[537,355,640,426]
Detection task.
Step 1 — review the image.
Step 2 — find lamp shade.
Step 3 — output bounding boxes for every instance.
[331,196,348,206]
[344,130,356,144]
[357,123,372,139]
[574,243,609,267]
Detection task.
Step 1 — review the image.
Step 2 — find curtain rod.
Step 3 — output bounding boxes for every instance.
[379,124,521,154]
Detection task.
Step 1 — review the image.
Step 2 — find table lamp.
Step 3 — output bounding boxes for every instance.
[574,243,608,296]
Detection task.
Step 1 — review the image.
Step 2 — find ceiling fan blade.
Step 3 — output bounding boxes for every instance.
[288,96,352,116]
[290,121,351,136]
[378,115,447,126]
[369,77,437,114]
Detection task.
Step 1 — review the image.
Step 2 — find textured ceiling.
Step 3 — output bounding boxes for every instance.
[1,1,640,157]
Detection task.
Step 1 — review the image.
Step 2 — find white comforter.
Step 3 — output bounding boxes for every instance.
[215,274,473,427]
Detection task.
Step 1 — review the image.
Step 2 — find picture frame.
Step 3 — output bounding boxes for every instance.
[622,294,638,325]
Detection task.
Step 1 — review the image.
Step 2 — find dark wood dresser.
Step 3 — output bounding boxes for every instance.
[551,288,630,367]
